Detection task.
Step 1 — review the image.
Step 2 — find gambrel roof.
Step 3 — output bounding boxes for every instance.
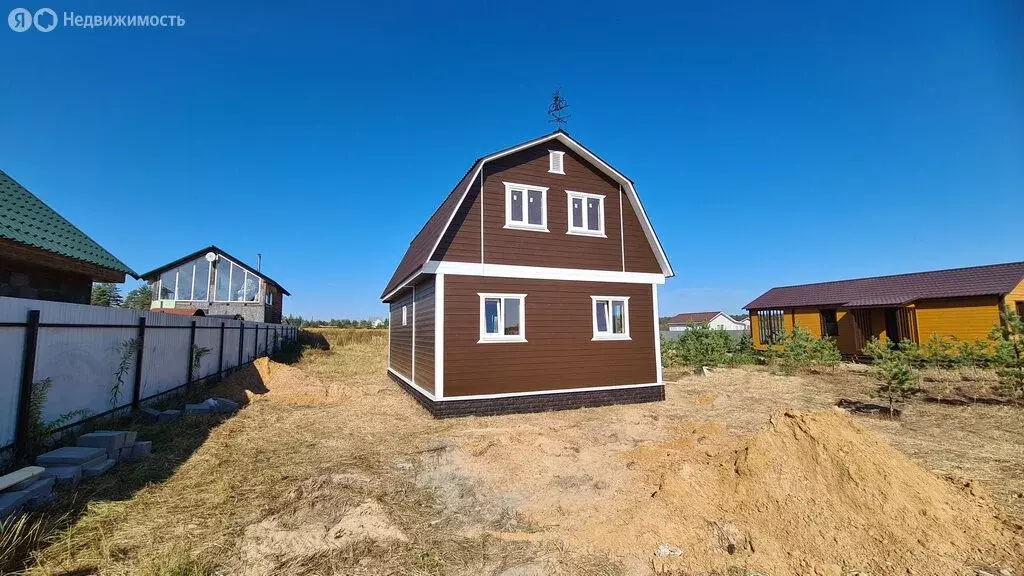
[381,130,673,299]
[745,261,1024,310]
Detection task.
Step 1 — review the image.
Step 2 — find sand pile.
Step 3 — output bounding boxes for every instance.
[621,410,1024,575]
[436,410,1022,575]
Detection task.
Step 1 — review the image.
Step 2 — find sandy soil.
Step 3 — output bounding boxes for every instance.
[28,338,1024,576]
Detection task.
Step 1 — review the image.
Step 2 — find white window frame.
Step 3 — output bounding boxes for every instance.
[155,259,213,302]
[503,182,549,232]
[212,256,263,303]
[548,150,565,174]
[478,292,527,343]
[265,290,273,306]
[402,305,408,326]
[591,296,630,341]
[566,190,606,238]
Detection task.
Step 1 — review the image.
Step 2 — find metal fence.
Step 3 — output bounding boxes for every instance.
[0,296,296,458]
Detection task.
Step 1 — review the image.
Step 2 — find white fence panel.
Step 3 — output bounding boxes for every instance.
[0,296,296,451]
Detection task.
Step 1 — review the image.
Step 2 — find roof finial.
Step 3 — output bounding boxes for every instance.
[547,88,570,127]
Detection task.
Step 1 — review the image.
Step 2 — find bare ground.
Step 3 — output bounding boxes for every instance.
[23,332,1024,576]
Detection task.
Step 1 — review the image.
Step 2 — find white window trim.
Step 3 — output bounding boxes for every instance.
[566,190,606,238]
[211,256,263,303]
[548,150,565,175]
[503,182,549,232]
[478,292,527,343]
[591,296,631,341]
[402,305,408,326]
[155,260,214,302]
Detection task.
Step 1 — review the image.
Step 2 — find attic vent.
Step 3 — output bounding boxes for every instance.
[548,150,565,175]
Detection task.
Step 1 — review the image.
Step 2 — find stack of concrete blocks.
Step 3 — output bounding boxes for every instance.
[76,430,151,467]
[0,466,55,518]
[140,406,183,424]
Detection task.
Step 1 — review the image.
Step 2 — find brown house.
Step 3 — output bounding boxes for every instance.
[0,169,136,303]
[745,261,1024,355]
[381,130,673,417]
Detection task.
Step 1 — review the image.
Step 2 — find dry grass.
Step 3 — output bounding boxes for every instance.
[18,342,1024,576]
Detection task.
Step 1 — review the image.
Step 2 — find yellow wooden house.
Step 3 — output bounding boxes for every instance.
[745,262,1024,355]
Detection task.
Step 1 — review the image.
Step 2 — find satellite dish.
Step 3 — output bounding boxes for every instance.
[204,252,217,263]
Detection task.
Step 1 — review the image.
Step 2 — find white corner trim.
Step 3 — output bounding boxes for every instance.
[388,367,437,401]
[423,261,666,285]
[438,382,662,402]
[548,149,565,174]
[653,284,663,385]
[411,284,416,384]
[435,273,445,399]
[619,185,625,272]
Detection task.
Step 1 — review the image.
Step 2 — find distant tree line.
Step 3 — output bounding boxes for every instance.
[91,282,152,310]
[283,315,388,329]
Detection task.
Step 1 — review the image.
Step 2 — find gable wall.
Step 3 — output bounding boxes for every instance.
[431,141,662,273]
[1002,278,1024,314]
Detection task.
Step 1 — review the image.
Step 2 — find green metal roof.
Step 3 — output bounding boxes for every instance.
[0,169,136,278]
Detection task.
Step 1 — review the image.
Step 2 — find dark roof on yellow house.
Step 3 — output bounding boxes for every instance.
[0,169,136,278]
[745,261,1024,310]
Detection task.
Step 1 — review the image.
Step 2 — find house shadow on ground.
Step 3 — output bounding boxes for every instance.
[4,355,286,574]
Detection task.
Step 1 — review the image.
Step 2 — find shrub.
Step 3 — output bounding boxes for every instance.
[765,326,841,374]
[989,308,1024,396]
[661,325,754,371]
[862,337,920,416]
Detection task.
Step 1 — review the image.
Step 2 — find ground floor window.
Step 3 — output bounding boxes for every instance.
[758,309,785,345]
[478,293,527,342]
[820,309,839,338]
[592,296,630,340]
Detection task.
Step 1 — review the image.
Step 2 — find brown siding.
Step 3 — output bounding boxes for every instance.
[444,276,657,397]
[915,296,1001,342]
[414,277,435,394]
[389,289,414,378]
[621,191,662,273]
[433,142,660,273]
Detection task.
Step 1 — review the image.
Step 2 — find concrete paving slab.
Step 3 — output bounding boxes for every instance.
[184,403,212,415]
[25,491,55,511]
[140,407,162,423]
[211,397,240,413]
[77,431,127,450]
[36,446,107,467]
[130,441,152,459]
[41,465,82,485]
[82,459,116,478]
[21,477,55,499]
[0,466,44,492]
[0,490,28,518]
[157,409,181,424]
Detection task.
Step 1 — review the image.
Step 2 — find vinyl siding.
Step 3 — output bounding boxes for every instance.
[433,141,662,273]
[389,289,414,379]
[915,296,1001,342]
[443,276,657,397]
[414,277,435,394]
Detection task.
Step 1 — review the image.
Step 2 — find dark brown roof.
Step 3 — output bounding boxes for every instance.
[745,261,1024,310]
[666,312,722,325]
[380,129,673,300]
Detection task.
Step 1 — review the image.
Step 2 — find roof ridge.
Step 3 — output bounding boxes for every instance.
[766,261,1024,291]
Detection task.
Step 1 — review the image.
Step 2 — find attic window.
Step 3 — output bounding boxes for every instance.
[548,150,565,174]
[566,191,605,237]
[503,182,548,232]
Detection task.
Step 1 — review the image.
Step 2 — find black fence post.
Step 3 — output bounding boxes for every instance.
[218,322,225,376]
[186,320,196,391]
[265,325,270,356]
[15,309,41,460]
[238,323,244,368]
[131,317,146,410]
[253,323,258,359]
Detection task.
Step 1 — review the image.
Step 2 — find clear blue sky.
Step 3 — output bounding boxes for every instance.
[2,1,1021,319]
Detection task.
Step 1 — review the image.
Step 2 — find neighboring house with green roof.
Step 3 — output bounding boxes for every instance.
[0,169,136,304]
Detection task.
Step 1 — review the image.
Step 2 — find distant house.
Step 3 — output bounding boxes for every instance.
[745,261,1024,355]
[0,169,136,304]
[140,246,289,323]
[381,130,673,417]
[667,311,747,331]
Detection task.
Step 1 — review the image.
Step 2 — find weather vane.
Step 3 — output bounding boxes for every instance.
[547,89,570,126]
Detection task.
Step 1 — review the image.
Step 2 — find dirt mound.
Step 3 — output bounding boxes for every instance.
[628,410,1022,575]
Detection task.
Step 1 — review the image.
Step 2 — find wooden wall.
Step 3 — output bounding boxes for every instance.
[1002,278,1024,313]
[915,296,1001,342]
[413,277,435,394]
[432,141,662,274]
[444,276,657,397]
[388,290,414,379]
